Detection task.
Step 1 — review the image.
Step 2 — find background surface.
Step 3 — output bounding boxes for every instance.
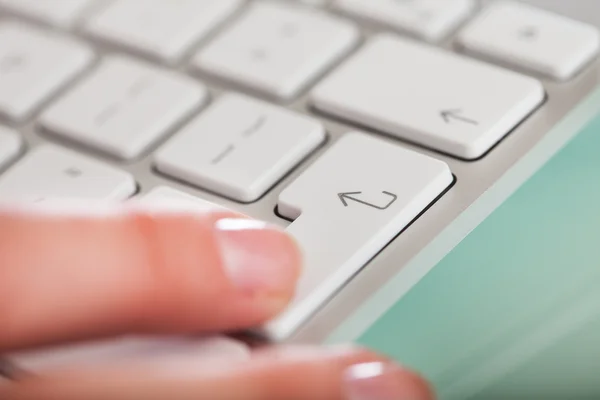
[354,87,600,399]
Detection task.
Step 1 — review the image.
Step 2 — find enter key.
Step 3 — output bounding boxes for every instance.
[264,132,453,340]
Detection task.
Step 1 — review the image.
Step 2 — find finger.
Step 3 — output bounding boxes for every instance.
[0,202,301,351]
[0,346,435,400]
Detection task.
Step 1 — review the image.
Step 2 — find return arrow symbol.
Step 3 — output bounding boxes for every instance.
[338,191,398,210]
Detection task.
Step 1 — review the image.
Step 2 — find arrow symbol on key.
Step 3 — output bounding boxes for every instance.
[440,109,478,125]
[338,191,398,210]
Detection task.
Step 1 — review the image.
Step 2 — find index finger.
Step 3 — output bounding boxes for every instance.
[0,203,301,352]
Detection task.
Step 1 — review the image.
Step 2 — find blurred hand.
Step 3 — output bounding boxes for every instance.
[0,204,433,400]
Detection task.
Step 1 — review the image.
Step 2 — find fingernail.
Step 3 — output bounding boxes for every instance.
[214,218,300,293]
[344,362,432,400]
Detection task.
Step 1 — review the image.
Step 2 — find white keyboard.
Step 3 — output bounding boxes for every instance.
[0,0,598,355]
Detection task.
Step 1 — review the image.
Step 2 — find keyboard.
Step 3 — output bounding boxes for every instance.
[0,0,598,359]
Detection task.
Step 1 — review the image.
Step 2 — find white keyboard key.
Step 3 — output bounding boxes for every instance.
[0,23,93,122]
[142,186,229,213]
[261,132,452,340]
[41,56,207,160]
[457,1,600,80]
[0,127,21,169]
[0,0,101,27]
[297,0,329,6]
[335,0,474,42]
[193,2,358,100]
[9,336,250,373]
[155,94,325,202]
[85,0,243,63]
[0,145,136,202]
[311,34,544,159]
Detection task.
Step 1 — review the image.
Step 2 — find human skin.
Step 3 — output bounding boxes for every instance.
[0,203,433,400]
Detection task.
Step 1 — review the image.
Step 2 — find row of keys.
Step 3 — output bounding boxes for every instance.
[333,0,598,81]
[0,0,248,64]
[4,92,327,204]
[0,16,588,169]
[0,2,596,123]
[0,0,599,82]
[333,0,599,81]
[0,8,595,166]
[1,1,596,108]
[0,0,477,47]
[0,2,359,122]
[0,3,596,168]
[0,1,595,120]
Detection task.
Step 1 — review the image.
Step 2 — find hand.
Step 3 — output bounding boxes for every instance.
[0,203,433,400]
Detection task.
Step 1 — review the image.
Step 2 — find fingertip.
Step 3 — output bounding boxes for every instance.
[213,218,302,298]
[343,361,435,400]
[334,345,435,400]
[132,211,303,333]
[248,344,436,400]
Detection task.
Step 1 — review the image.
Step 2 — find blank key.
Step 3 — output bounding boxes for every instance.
[0,0,101,27]
[0,22,93,122]
[84,0,243,63]
[40,56,207,160]
[193,1,358,100]
[335,0,474,42]
[0,145,136,202]
[155,93,325,202]
[457,1,600,80]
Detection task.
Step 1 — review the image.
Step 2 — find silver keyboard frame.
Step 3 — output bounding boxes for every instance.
[1,0,599,344]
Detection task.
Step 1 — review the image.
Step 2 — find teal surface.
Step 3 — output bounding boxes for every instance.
[356,104,600,399]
